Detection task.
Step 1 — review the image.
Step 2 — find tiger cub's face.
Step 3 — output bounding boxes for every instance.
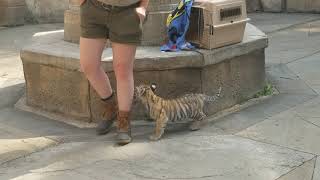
[134,84,157,103]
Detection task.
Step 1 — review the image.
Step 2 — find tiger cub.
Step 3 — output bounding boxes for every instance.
[135,84,222,141]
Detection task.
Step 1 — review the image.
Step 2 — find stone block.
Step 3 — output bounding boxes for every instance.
[22,62,91,122]
[141,11,170,46]
[286,0,306,12]
[69,0,80,10]
[25,0,69,23]
[64,9,80,43]
[90,69,202,122]
[287,0,320,12]
[246,0,262,12]
[261,0,283,12]
[202,49,266,115]
[0,0,26,6]
[20,23,268,123]
[0,0,26,26]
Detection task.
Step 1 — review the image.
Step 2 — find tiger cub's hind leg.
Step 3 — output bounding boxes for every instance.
[150,111,169,141]
[189,112,206,131]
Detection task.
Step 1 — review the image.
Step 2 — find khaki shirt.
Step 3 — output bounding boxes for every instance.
[96,0,140,6]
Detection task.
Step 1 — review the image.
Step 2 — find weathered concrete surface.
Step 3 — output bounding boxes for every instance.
[0,135,315,180]
[0,78,24,109]
[277,158,316,180]
[20,23,267,122]
[23,63,91,121]
[0,137,57,165]
[248,13,320,34]
[237,108,320,155]
[292,97,320,122]
[212,93,316,134]
[263,22,320,66]
[246,0,262,12]
[0,0,26,26]
[24,0,69,23]
[260,0,283,12]
[64,9,80,43]
[314,157,320,180]
[266,64,316,95]
[202,49,266,115]
[288,51,320,94]
[287,0,320,13]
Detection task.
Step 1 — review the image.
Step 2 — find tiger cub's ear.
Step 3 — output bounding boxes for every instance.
[150,83,157,92]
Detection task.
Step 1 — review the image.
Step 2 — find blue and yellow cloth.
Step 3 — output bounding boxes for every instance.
[160,0,195,52]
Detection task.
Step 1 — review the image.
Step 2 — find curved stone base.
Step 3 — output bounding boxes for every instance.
[0,0,26,26]
[20,24,268,123]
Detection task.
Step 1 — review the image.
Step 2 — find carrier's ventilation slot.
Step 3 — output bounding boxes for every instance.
[220,6,241,21]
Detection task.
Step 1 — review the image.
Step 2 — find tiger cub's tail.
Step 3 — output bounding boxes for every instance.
[203,87,222,102]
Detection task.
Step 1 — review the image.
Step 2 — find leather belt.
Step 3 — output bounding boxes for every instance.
[90,0,140,11]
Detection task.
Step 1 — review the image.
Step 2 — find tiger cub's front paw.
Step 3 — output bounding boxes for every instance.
[149,134,161,141]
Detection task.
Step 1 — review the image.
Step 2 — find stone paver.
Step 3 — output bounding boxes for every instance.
[314,157,320,180]
[288,52,320,94]
[266,64,316,95]
[277,158,316,180]
[0,135,315,180]
[213,93,316,134]
[237,109,320,155]
[293,97,320,119]
[265,25,320,66]
[0,137,57,165]
[248,13,320,33]
[0,77,24,108]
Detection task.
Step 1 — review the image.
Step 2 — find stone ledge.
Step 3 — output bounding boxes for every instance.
[21,23,268,72]
[20,23,267,122]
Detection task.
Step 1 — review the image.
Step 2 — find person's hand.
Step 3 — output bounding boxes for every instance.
[135,7,147,23]
[79,0,86,5]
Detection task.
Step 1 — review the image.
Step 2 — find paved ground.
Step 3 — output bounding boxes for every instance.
[0,13,320,179]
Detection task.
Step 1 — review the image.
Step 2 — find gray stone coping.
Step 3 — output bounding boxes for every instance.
[21,23,268,72]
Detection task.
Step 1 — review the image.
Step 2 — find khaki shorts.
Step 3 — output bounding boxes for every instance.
[80,0,142,45]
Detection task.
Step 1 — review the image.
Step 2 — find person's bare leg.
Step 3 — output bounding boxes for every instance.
[112,42,136,112]
[80,37,113,98]
[80,37,117,135]
[112,42,136,145]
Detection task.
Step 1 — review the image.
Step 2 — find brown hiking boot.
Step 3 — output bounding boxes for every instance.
[96,92,117,135]
[116,111,132,145]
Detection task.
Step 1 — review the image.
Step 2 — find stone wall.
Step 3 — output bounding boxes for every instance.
[247,0,320,13]
[25,0,69,23]
[19,24,268,123]
[287,0,320,13]
[0,0,26,26]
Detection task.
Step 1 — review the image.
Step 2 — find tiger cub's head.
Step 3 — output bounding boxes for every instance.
[134,83,157,103]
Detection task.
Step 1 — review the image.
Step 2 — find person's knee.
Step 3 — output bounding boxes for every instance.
[80,59,99,76]
[114,62,132,80]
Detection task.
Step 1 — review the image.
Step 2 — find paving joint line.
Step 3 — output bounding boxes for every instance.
[235,134,318,156]
[274,157,317,180]
[0,141,60,167]
[286,49,320,65]
[266,17,320,35]
[296,114,320,129]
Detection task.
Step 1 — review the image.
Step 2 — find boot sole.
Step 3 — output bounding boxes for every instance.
[96,128,112,135]
[117,140,132,146]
